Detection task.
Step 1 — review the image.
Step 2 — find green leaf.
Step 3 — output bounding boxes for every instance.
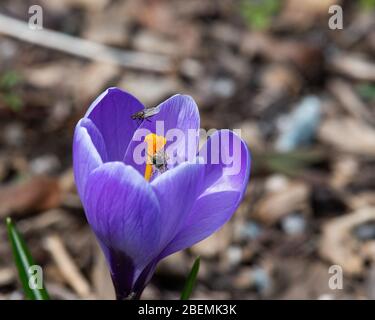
[3,93,23,112]
[253,149,326,176]
[180,256,200,300]
[357,83,375,101]
[359,0,375,11]
[0,71,22,90]
[240,0,280,30]
[6,217,50,300]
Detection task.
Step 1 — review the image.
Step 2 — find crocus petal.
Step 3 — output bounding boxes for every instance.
[159,191,240,258]
[159,130,251,258]
[123,94,200,176]
[73,118,107,200]
[83,162,161,297]
[197,129,250,197]
[151,162,204,251]
[85,87,145,161]
[129,163,205,296]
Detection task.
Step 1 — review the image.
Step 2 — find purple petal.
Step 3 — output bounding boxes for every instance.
[83,162,161,294]
[123,94,200,175]
[159,130,251,258]
[73,118,107,200]
[159,191,240,258]
[85,87,145,161]
[151,162,204,251]
[198,129,250,197]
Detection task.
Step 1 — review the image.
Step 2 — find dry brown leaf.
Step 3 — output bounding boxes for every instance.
[330,53,375,82]
[260,63,302,97]
[320,207,375,275]
[0,268,14,286]
[0,176,61,218]
[319,117,375,156]
[24,62,82,89]
[328,79,373,123]
[253,182,310,225]
[279,0,341,29]
[241,33,324,79]
[330,156,358,189]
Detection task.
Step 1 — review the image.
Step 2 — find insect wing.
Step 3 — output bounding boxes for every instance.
[143,105,161,118]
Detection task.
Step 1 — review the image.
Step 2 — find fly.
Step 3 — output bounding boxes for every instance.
[131,105,161,124]
[149,150,169,174]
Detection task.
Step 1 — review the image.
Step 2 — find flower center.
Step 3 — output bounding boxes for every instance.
[144,133,167,181]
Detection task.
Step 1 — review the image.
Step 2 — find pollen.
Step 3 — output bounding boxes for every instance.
[144,133,166,181]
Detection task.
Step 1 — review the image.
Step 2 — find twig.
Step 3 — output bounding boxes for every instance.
[44,235,93,299]
[328,79,374,125]
[0,14,173,73]
[330,53,375,82]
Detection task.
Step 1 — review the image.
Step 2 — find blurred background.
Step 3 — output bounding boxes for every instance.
[0,0,374,299]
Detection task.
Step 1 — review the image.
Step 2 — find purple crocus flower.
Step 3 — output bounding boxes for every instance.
[73,87,251,299]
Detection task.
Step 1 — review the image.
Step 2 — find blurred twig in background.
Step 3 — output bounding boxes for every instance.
[0,14,172,73]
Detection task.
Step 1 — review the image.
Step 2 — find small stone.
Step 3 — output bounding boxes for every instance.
[236,221,262,240]
[281,214,306,235]
[3,123,25,147]
[276,95,321,151]
[353,222,375,241]
[30,155,61,175]
[251,267,271,294]
[211,78,236,98]
[197,77,236,101]
[180,59,204,79]
[233,267,271,294]
[226,246,242,266]
[264,174,289,193]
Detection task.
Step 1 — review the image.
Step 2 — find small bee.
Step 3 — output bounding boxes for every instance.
[149,150,169,173]
[131,105,161,124]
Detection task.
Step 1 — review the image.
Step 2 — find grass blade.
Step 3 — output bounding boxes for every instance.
[6,217,50,300]
[180,256,200,300]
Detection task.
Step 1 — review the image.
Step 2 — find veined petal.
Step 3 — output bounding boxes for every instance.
[123,94,200,175]
[151,162,204,252]
[198,129,251,197]
[85,87,145,161]
[159,130,251,258]
[83,162,161,283]
[73,118,107,200]
[160,191,240,258]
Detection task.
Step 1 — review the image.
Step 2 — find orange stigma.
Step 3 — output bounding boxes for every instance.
[144,133,166,181]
